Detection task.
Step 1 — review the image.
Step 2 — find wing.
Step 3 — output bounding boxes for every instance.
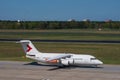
[47,54,72,61]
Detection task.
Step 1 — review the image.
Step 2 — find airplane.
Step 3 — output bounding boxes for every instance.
[18,40,103,67]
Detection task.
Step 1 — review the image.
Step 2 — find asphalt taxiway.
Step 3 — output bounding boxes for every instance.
[1,39,120,43]
[0,61,120,80]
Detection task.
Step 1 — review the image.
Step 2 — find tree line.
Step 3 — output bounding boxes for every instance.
[0,20,120,30]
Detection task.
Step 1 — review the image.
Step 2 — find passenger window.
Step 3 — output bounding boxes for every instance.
[90,58,97,60]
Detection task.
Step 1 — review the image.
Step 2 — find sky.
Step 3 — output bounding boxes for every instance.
[0,0,120,21]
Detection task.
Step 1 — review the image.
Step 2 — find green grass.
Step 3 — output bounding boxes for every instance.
[0,42,120,64]
[0,29,120,40]
[0,29,120,64]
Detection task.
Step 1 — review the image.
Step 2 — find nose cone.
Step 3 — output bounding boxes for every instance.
[98,60,103,65]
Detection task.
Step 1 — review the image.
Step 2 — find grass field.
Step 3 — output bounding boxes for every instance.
[0,29,120,64]
[0,29,120,40]
[0,42,120,64]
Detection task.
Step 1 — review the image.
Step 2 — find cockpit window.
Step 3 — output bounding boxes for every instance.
[90,58,97,60]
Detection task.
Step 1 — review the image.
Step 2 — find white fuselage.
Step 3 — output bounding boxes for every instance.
[26,52,103,66]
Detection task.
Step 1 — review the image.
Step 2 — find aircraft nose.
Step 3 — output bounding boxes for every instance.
[98,60,103,64]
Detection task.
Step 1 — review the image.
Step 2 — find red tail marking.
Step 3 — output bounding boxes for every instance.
[27,45,32,52]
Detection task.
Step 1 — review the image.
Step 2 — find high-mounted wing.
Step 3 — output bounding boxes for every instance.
[47,54,72,61]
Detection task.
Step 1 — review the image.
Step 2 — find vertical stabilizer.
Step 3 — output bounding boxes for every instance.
[19,40,40,55]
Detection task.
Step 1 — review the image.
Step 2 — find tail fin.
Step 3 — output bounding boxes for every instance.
[19,40,40,55]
